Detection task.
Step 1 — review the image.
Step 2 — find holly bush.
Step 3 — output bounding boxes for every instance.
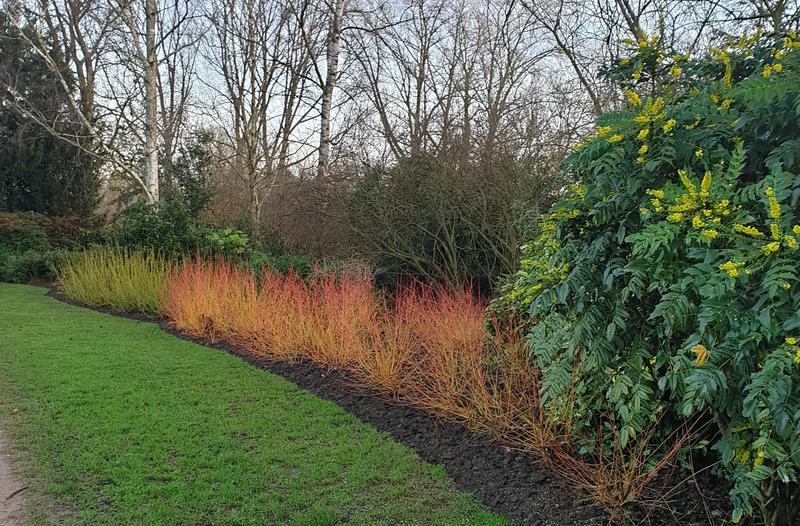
[512,31,800,524]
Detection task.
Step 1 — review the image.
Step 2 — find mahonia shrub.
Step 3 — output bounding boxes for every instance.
[516,31,800,524]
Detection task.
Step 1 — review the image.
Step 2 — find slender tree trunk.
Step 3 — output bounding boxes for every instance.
[144,0,160,203]
[249,176,260,234]
[317,0,346,179]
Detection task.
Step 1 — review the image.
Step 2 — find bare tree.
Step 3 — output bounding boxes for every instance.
[202,0,317,231]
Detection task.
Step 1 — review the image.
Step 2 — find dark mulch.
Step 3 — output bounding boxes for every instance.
[44,285,730,525]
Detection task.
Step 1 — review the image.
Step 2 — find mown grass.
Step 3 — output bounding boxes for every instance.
[0,283,506,526]
[57,246,172,315]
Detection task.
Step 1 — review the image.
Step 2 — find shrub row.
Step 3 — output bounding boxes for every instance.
[57,247,172,315]
[160,259,693,516]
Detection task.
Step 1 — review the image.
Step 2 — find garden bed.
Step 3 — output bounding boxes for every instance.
[47,285,730,525]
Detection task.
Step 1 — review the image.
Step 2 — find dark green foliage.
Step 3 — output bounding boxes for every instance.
[161,129,215,217]
[0,212,97,283]
[510,33,800,524]
[0,10,98,217]
[113,201,316,279]
[0,248,64,283]
[0,215,50,252]
[114,201,249,257]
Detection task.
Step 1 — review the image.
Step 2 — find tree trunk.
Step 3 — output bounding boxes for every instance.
[317,0,346,179]
[249,179,260,234]
[144,0,159,203]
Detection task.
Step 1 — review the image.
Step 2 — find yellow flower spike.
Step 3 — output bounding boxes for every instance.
[640,207,651,215]
[639,144,649,155]
[763,64,773,77]
[711,49,733,88]
[597,126,613,137]
[766,186,781,220]
[771,223,781,240]
[762,241,781,255]
[785,236,798,250]
[663,119,677,133]
[651,97,665,115]
[773,63,783,73]
[679,169,699,198]
[667,212,684,223]
[795,349,800,364]
[787,337,798,345]
[711,93,720,104]
[695,149,704,158]
[608,134,624,144]
[734,447,751,465]
[793,225,800,235]
[646,189,665,200]
[783,282,792,289]
[650,198,663,212]
[703,209,713,217]
[692,216,706,229]
[691,344,709,366]
[636,156,646,165]
[734,224,765,237]
[700,171,712,200]
[624,88,642,107]
[637,128,650,141]
[719,99,733,110]
[701,229,719,239]
[719,260,743,278]
[669,64,683,77]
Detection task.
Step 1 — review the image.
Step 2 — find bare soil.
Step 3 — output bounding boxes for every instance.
[0,424,27,526]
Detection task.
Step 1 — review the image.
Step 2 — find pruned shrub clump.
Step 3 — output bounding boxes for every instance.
[497,31,800,524]
[162,260,542,435]
[58,247,173,315]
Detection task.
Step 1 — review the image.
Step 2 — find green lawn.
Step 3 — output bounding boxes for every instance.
[0,284,506,526]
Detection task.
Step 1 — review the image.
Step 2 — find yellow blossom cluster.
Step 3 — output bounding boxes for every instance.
[734,224,764,237]
[691,344,709,366]
[624,88,642,108]
[634,97,666,125]
[787,337,800,364]
[719,260,744,278]
[757,186,800,256]
[649,169,733,233]
[710,48,733,88]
